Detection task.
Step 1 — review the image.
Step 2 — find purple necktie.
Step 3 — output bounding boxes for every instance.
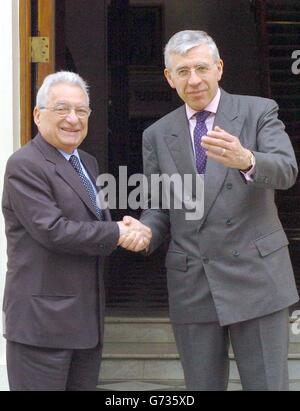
[193,111,211,174]
[69,155,104,221]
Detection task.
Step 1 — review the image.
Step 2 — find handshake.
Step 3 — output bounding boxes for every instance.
[117,216,152,252]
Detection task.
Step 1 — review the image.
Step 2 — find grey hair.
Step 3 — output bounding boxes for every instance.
[36,71,90,108]
[164,30,220,69]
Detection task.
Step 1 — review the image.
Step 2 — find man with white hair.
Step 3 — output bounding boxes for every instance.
[136,30,299,390]
[2,71,151,391]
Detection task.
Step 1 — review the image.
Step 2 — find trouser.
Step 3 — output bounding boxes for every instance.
[172,308,289,391]
[6,340,102,391]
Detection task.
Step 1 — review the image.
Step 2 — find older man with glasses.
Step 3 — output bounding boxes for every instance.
[2,71,151,391]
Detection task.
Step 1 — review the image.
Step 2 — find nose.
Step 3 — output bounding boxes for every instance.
[188,68,202,86]
[65,109,80,122]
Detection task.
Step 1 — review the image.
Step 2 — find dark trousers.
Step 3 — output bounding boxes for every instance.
[173,308,289,391]
[6,341,102,391]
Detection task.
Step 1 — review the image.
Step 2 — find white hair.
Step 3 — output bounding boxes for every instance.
[164,30,221,69]
[36,71,90,107]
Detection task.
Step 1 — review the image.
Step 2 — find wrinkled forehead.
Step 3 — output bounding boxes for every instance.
[170,44,215,62]
[169,45,216,69]
[47,83,89,105]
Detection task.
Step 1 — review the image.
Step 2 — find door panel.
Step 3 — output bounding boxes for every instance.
[20,0,32,145]
[55,0,108,169]
[36,0,55,88]
[19,0,55,144]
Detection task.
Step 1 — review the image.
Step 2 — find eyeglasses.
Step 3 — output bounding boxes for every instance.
[40,104,92,118]
[175,64,216,79]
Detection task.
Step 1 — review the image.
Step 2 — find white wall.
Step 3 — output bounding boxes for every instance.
[0,0,20,390]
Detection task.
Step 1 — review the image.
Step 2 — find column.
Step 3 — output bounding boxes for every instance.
[0,0,20,391]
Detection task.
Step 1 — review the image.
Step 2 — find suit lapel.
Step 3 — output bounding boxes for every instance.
[164,106,197,177]
[33,134,101,220]
[200,90,244,226]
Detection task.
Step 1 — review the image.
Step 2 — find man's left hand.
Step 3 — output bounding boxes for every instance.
[201,126,252,171]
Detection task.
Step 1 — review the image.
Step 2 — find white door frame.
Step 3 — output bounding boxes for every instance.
[0,0,20,391]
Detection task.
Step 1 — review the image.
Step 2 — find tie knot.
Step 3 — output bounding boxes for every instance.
[69,155,81,172]
[195,110,210,123]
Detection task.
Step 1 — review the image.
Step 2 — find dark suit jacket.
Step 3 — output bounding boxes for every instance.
[141,89,299,326]
[2,133,119,349]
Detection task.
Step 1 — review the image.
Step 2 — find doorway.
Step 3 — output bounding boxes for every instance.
[21,0,300,315]
[54,0,174,315]
[105,1,173,314]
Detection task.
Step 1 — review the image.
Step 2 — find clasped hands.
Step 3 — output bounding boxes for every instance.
[117,216,152,252]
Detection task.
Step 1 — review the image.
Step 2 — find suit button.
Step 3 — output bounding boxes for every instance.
[226,183,233,190]
[226,219,232,226]
[232,250,240,257]
[203,257,209,264]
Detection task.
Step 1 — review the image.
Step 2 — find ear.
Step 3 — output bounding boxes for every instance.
[33,107,41,128]
[164,68,176,89]
[216,59,224,82]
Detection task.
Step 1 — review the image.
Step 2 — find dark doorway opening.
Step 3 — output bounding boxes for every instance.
[106,1,174,315]
[54,0,300,316]
[55,0,174,315]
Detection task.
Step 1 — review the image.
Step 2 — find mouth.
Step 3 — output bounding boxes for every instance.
[188,89,208,95]
[61,127,81,133]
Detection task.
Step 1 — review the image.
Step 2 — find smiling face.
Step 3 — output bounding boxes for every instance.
[33,83,89,153]
[164,44,223,111]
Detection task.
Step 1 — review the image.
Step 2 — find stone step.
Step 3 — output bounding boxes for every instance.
[104,316,300,348]
[100,342,300,382]
[104,316,174,343]
[102,342,300,360]
[101,316,300,381]
[101,343,183,381]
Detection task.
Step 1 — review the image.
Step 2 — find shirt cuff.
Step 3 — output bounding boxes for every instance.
[240,164,256,182]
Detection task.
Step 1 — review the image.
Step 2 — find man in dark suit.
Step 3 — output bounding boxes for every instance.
[125,30,299,390]
[1,71,151,391]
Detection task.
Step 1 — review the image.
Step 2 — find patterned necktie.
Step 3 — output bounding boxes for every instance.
[193,110,211,174]
[69,155,104,221]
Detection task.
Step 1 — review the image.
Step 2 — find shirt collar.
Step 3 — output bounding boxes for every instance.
[58,148,80,161]
[186,88,221,120]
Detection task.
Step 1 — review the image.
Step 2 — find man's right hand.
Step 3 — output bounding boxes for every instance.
[117,217,152,252]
